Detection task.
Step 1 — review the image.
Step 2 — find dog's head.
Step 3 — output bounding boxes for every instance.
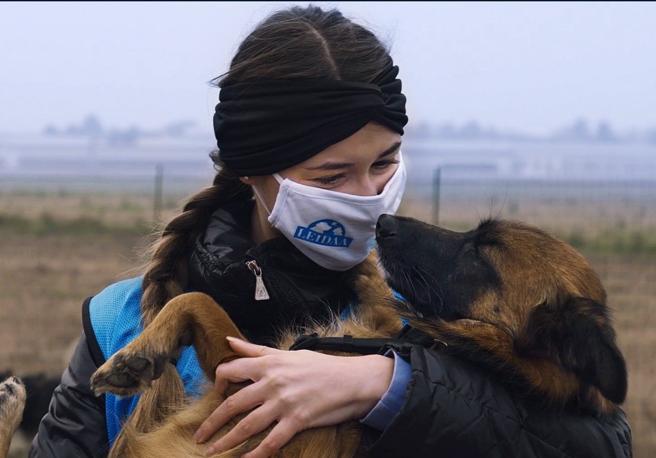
[0,375,26,441]
[375,214,627,409]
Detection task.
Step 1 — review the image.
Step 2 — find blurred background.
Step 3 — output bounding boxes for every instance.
[1,2,654,456]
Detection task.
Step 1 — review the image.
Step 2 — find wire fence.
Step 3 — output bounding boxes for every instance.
[402,170,656,251]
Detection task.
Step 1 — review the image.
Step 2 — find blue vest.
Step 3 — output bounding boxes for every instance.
[88,276,407,447]
[88,276,207,446]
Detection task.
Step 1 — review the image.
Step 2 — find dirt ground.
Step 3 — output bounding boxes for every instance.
[1,191,654,456]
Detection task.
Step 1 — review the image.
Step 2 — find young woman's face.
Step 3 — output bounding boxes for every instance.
[245,121,402,212]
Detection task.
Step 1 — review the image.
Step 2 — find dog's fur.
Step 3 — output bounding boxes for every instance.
[0,376,26,458]
[0,371,61,440]
[81,216,628,457]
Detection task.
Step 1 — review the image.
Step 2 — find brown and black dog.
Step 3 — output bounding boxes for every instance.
[89,216,627,457]
[0,376,26,458]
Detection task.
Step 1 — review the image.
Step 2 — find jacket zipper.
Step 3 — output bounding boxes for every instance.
[245,260,270,301]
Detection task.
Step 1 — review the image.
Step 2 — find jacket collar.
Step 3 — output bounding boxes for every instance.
[187,196,358,344]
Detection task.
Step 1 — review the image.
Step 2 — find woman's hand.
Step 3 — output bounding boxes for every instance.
[193,336,394,458]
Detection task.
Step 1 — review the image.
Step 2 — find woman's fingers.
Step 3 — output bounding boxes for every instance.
[241,418,299,458]
[205,402,279,456]
[213,355,264,392]
[226,336,280,357]
[195,379,266,443]
[213,338,278,394]
[196,339,283,445]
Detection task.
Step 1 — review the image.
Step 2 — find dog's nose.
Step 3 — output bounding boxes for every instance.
[376,214,398,239]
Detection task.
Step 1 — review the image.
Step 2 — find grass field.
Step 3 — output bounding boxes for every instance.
[1,190,654,456]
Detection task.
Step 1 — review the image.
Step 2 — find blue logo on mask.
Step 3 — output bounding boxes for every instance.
[294,219,353,248]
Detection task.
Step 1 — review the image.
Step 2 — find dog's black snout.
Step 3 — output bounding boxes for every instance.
[376,214,398,239]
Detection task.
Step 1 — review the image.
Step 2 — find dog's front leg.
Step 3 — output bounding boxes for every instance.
[90,292,245,397]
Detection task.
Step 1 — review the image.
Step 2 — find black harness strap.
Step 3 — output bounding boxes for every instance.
[288,325,447,356]
[289,334,403,355]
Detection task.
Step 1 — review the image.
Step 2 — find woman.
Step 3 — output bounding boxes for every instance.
[30,5,631,458]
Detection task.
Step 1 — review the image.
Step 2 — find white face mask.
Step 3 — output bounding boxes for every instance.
[252,151,407,271]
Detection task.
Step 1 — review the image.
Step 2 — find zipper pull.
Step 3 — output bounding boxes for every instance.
[246,260,270,301]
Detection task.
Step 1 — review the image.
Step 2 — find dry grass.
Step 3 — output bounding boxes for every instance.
[588,254,656,457]
[1,191,654,457]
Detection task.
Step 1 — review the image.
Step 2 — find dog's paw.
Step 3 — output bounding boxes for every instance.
[90,351,167,397]
[0,376,26,431]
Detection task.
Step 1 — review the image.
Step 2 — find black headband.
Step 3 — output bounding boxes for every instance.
[213,62,408,176]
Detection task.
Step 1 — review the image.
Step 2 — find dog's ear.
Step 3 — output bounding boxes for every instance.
[518,296,627,404]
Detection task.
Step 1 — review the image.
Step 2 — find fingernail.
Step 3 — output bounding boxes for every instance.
[193,430,204,443]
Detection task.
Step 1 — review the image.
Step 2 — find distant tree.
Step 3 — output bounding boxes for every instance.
[595,121,616,142]
[107,125,140,147]
[461,120,482,139]
[550,117,591,142]
[435,122,456,139]
[81,114,103,137]
[43,124,58,136]
[164,120,196,137]
[571,118,590,140]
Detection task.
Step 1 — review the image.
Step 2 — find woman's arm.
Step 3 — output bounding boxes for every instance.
[190,336,631,458]
[359,350,411,431]
[29,299,110,458]
[365,345,633,458]
[194,337,631,458]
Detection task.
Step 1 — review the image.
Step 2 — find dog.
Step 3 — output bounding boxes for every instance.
[0,371,61,440]
[374,215,627,414]
[89,215,627,457]
[0,376,26,458]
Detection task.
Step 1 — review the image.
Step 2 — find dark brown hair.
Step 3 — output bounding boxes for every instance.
[139,4,395,325]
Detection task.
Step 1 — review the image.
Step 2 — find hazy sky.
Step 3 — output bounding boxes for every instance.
[1,2,655,136]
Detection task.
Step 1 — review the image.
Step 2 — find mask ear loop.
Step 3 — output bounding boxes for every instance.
[251,185,272,216]
[249,173,285,216]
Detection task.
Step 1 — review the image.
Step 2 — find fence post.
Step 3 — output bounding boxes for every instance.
[154,163,163,223]
[433,167,441,225]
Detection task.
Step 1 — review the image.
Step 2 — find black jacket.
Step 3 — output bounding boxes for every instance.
[30,197,632,457]
[364,345,631,458]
